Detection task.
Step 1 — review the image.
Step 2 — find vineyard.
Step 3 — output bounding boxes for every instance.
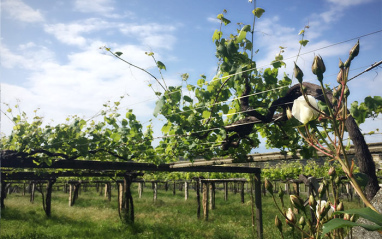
[0,171,371,239]
[1,1,382,239]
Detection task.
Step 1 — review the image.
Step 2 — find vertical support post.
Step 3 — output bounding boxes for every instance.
[240,181,245,203]
[202,181,209,221]
[254,172,263,239]
[122,175,134,224]
[295,182,300,196]
[118,182,123,219]
[173,181,176,195]
[30,182,35,203]
[153,182,158,202]
[138,182,143,199]
[1,181,7,209]
[209,182,215,210]
[196,178,201,219]
[69,184,73,207]
[184,181,188,201]
[44,178,56,217]
[107,182,112,202]
[224,182,228,201]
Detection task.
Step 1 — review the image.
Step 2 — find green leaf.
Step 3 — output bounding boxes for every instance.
[216,13,231,25]
[322,218,382,235]
[156,61,166,70]
[183,95,193,103]
[212,30,222,42]
[153,97,165,117]
[252,8,265,18]
[162,123,171,134]
[242,24,251,32]
[227,108,236,119]
[318,101,329,114]
[298,30,305,35]
[197,79,205,87]
[115,51,123,56]
[334,207,382,226]
[299,40,309,47]
[202,110,211,119]
[236,25,251,43]
[365,96,382,114]
[111,133,121,142]
[221,105,229,114]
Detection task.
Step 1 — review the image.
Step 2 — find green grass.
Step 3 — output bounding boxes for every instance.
[0,184,361,239]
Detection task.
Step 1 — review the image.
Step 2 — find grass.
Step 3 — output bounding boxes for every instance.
[0,183,362,239]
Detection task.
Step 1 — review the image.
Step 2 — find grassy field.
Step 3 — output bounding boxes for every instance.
[0,183,361,239]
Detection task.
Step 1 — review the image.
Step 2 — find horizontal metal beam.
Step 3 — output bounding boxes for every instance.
[1,157,260,174]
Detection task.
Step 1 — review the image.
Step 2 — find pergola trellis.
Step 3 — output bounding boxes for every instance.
[0,155,264,238]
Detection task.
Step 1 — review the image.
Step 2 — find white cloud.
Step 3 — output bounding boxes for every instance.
[119,23,176,38]
[43,19,177,49]
[2,0,44,23]
[73,0,114,14]
[44,18,110,46]
[1,42,165,135]
[0,42,56,69]
[319,7,343,23]
[310,0,374,27]
[119,23,177,49]
[326,0,374,7]
[207,17,220,24]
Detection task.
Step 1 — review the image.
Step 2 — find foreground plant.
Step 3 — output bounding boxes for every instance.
[293,40,377,212]
[267,40,381,238]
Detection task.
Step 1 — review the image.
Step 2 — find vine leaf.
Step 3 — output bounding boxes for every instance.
[115,52,123,56]
[183,95,193,103]
[153,96,165,117]
[299,39,309,47]
[202,110,211,119]
[162,124,171,134]
[212,30,222,42]
[156,61,166,71]
[217,14,231,25]
[236,25,251,43]
[253,8,265,18]
[111,133,121,142]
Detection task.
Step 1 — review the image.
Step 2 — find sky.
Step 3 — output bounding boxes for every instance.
[1,0,381,152]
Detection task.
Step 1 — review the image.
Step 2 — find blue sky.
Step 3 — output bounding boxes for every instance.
[1,0,381,151]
